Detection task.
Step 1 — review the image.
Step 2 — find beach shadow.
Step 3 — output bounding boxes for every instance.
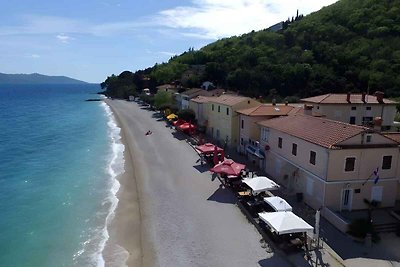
[151,113,164,119]
[172,131,187,141]
[258,253,294,267]
[193,163,210,173]
[207,187,236,204]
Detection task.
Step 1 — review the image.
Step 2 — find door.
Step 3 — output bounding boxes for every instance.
[341,188,353,211]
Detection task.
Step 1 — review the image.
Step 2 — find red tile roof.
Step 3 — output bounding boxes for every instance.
[258,114,368,148]
[209,94,253,106]
[182,88,225,98]
[191,96,212,103]
[384,133,400,143]
[237,104,295,116]
[301,94,397,104]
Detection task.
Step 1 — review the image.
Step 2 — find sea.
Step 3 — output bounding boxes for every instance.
[0,84,126,266]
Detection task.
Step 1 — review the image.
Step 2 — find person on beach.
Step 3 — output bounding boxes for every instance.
[145,130,153,136]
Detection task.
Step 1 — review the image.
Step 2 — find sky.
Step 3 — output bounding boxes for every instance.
[0,0,338,83]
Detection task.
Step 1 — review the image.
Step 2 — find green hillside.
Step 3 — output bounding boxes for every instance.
[102,0,400,99]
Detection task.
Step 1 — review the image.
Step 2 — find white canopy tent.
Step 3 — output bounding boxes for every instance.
[258,211,314,235]
[242,176,279,194]
[264,196,292,212]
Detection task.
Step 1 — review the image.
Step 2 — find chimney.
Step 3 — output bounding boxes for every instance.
[373,117,382,131]
[272,99,276,106]
[285,101,288,106]
[304,104,313,116]
[375,91,384,103]
[346,92,351,103]
[362,92,366,103]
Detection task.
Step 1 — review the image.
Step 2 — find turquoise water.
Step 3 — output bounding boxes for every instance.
[0,85,123,266]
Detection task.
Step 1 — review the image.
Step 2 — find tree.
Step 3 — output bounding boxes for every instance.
[177,109,196,122]
[154,91,173,109]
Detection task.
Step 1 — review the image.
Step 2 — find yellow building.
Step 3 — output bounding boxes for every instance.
[206,95,260,148]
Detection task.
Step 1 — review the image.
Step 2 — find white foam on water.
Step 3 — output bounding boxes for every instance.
[94,102,128,267]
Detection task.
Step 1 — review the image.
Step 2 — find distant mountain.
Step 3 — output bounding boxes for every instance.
[0,73,88,84]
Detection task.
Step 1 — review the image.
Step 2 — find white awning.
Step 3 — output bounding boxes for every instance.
[258,211,314,235]
[263,196,292,212]
[242,176,280,194]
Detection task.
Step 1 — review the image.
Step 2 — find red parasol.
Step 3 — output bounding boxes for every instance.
[195,143,223,155]
[177,122,196,134]
[173,119,186,127]
[210,159,246,177]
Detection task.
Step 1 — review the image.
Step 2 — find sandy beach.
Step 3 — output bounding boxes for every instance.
[104,99,291,267]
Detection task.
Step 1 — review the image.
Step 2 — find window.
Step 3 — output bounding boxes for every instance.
[226,107,229,115]
[366,134,372,143]
[309,151,316,165]
[212,104,214,111]
[240,138,243,145]
[292,143,297,156]
[366,107,371,110]
[278,137,282,148]
[362,117,373,124]
[382,156,392,170]
[345,157,356,172]
[247,100,250,104]
[316,106,320,110]
[218,105,220,113]
[349,117,356,124]
[351,107,357,110]
[241,119,244,129]
[261,128,269,141]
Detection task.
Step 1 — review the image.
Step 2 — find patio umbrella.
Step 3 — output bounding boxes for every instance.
[213,146,219,165]
[263,196,292,211]
[178,122,196,134]
[173,119,186,127]
[258,211,313,235]
[210,159,246,177]
[242,176,280,194]
[167,113,178,121]
[195,143,223,155]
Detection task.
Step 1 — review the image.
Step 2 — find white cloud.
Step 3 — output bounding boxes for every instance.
[0,1,338,41]
[30,54,40,58]
[56,33,74,43]
[157,0,339,39]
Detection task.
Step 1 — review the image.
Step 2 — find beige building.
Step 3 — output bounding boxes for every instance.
[236,104,295,167]
[301,92,397,130]
[180,88,225,110]
[189,96,211,126]
[206,95,260,148]
[258,114,399,231]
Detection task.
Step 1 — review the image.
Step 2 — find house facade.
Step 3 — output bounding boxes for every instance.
[258,114,399,230]
[301,92,397,130]
[236,104,295,167]
[189,96,211,126]
[206,95,260,148]
[181,88,225,110]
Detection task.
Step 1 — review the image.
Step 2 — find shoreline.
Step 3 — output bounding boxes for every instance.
[103,100,155,267]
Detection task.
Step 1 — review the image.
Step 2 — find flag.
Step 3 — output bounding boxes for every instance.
[373,167,380,184]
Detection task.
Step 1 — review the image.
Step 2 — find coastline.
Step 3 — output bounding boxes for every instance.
[103,100,155,267]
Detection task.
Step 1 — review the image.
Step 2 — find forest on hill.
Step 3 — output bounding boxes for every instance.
[102,0,400,99]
